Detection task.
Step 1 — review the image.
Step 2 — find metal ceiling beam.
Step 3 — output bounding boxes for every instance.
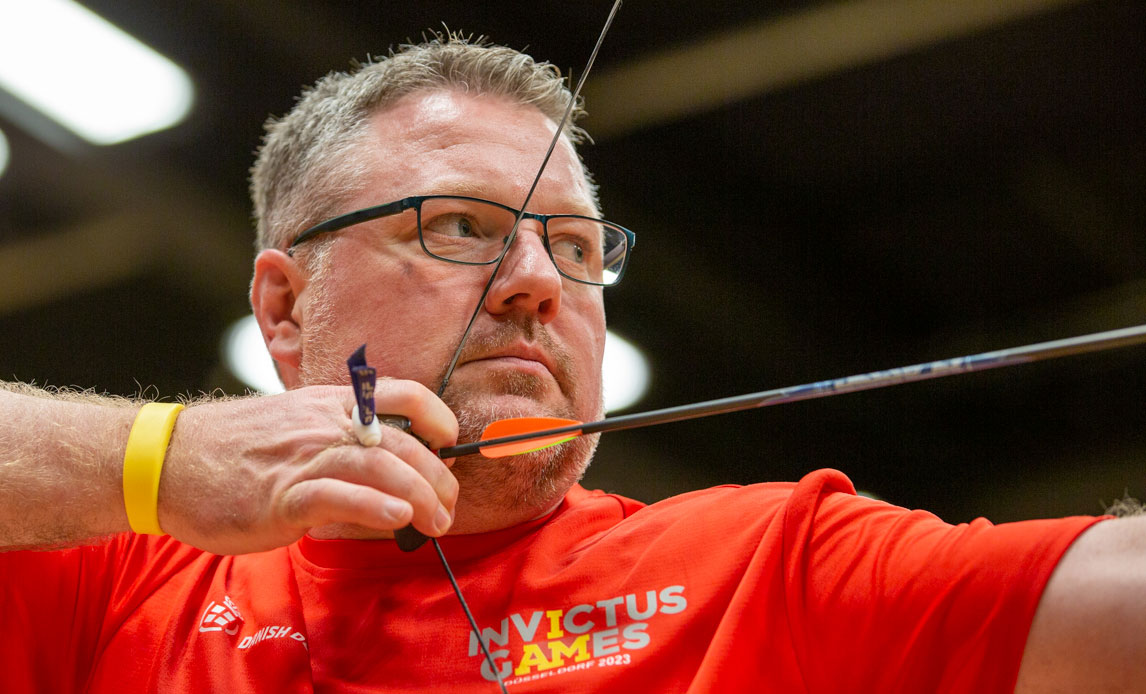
[0,141,252,317]
[581,0,1094,139]
[0,213,152,314]
[0,205,251,316]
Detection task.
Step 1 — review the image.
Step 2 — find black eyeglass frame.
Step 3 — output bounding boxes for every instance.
[287,194,636,286]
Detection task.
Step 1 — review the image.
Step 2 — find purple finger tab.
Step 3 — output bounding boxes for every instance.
[347,344,376,425]
[345,343,428,553]
[350,366,377,424]
[346,343,367,370]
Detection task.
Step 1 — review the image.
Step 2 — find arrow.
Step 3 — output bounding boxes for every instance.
[439,323,1146,459]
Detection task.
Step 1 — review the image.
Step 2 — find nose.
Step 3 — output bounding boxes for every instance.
[483,221,562,323]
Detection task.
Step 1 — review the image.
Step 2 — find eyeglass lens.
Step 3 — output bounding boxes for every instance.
[416,197,628,285]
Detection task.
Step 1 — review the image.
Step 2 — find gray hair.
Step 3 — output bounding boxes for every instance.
[250,31,594,262]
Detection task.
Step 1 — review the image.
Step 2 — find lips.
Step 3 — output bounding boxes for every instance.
[465,342,557,378]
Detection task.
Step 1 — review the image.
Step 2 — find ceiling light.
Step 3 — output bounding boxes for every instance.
[0,129,9,178]
[223,315,284,395]
[602,330,650,412]
[0,0,194,145]
[223,315,651,413]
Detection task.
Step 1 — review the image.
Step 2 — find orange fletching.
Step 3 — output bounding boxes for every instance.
[478,417,583,457]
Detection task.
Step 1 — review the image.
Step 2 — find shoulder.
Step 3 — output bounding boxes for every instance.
[566,468,860,524]
[564,468,1096,565]
[550,469,866,556]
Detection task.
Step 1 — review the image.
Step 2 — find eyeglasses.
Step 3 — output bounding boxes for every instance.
[288,195,636,287]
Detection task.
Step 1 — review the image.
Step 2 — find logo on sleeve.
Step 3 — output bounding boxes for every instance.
[198,595,244,635]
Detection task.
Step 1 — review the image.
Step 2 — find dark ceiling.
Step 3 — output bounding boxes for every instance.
[0,0,1143,524]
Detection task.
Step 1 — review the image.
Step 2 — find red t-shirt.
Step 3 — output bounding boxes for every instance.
[1,469,1100,693]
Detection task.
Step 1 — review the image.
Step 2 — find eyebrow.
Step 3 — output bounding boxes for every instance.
[431,180,494,199]
[430,180,600,218]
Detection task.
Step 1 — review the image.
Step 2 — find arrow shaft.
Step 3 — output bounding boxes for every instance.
[438,324,1146,458]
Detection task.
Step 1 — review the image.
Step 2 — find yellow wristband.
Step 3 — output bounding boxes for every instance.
[123,402,184,535]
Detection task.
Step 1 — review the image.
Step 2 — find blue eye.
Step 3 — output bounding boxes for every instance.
[425,213,477,237]
[551,238,586,264]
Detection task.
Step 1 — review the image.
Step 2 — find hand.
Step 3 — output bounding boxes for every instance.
[157,384,458,555]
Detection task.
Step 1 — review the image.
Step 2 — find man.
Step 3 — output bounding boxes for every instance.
[1,35,1144,692]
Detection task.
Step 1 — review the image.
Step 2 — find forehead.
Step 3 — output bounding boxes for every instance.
[355,89,596,215]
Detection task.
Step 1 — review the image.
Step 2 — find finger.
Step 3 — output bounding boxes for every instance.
[313,446,453,537]
[372,380,459,451]
[278,478,413,532]
[376,426,459,509]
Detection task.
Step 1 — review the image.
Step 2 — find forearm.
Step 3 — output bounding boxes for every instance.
[0,383,138,549]
[0,380,459,556]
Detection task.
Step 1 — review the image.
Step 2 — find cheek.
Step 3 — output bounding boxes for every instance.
[564,295,607,383]
[367,274,470,346]
[315,255,475,380]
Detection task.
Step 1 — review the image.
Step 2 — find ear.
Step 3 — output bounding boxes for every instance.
[250,249,309,388]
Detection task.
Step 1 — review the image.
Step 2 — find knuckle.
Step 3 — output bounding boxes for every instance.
[400,439,454,496]
[315,446,361,479]
[375,426,412,457]
[369,449,423,502]
[279,483,318,525]
[379,429,434,472]
[397,472,427,506]
[397,432,434,466]
[442,471,459,503]
[407,389,438,421]
[340,483,374,510]
[395,470,436,513]
[380,379,426,412]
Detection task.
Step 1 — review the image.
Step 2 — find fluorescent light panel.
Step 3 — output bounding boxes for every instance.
[0,128,9,178]
[0,0,194,144]
[224,315,651,412]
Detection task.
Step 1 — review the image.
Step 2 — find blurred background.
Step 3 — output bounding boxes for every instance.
[0,0,1142,523]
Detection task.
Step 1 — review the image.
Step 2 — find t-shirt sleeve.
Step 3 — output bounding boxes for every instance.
[0,533,199,693]
[1,538,126,693]
[779,469,1104,693]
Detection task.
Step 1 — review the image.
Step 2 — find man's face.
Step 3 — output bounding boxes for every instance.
[293,89,607,527]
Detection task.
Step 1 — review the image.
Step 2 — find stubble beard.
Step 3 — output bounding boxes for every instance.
[442,376,600,528]
[296,286,601,529]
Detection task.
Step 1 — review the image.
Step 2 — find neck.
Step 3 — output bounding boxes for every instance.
[306,489,571,542]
